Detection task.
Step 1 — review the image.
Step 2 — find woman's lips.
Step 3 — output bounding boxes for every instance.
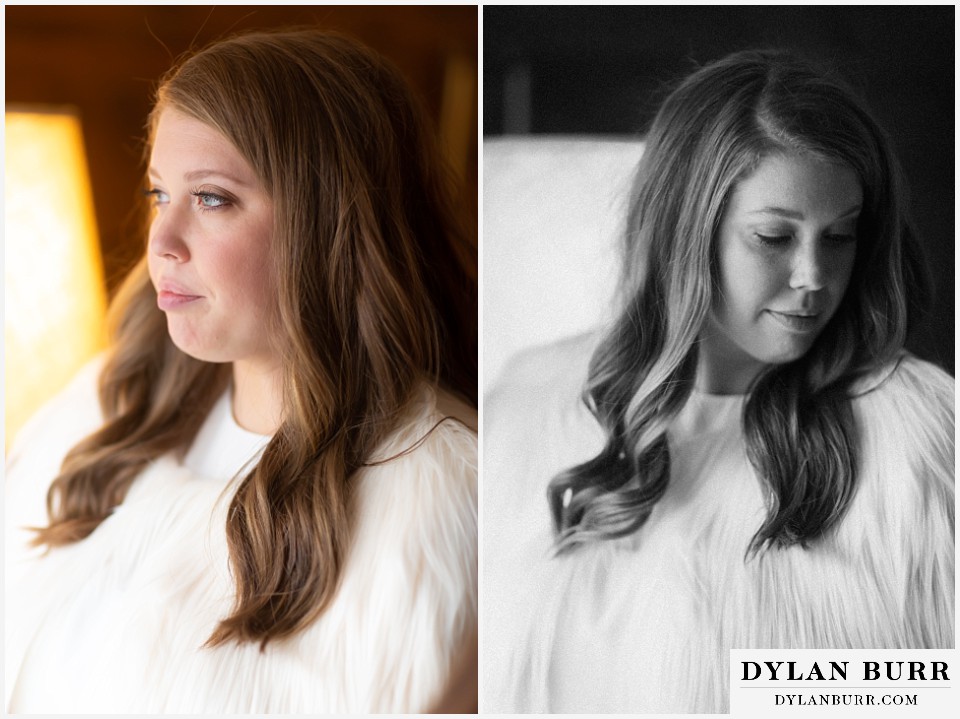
[766,310,822,333]
[157,281,203,311]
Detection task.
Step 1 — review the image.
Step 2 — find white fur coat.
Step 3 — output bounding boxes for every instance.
[482,334,954,713]
[5,361,477,713]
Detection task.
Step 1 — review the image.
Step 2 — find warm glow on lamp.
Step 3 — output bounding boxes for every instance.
[5,109,108,449]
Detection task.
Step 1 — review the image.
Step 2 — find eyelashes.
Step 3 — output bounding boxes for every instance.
[143,187,169,206]
[190,190,231,210]
[754,233,791,247]
[142,187,233,212]
[754,233,857,248]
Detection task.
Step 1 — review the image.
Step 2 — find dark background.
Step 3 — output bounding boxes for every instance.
[484,5,954,373]
[7,4,477,296]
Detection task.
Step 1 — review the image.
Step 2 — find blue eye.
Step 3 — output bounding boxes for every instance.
[191,191,230,210]
[143,188,169,206]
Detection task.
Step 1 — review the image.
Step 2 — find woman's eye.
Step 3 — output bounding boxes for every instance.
[143,188,170,206]
[191,191,230,210]
[754,233,791,246]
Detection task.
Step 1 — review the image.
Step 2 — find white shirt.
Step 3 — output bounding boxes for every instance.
[183,386,271,481]
[483,334,954,713]
[6,360,477,713]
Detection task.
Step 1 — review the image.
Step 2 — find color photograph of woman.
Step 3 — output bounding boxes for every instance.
[5,6,478,713]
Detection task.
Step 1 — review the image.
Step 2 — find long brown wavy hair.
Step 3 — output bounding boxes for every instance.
[33,29,477,647]
[549,50,931,555]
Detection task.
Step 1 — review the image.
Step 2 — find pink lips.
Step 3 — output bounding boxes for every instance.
[766,309,822,333]
[156,281,203,311]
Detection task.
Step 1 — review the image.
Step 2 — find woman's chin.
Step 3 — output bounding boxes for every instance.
[165,330,226,364]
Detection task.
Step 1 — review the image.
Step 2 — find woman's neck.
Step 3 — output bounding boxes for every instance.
[696,326,766,395]
[231,359,283,435]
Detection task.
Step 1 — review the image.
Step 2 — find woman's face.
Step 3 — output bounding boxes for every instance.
[146,108,279,369]
[699,152,862,393]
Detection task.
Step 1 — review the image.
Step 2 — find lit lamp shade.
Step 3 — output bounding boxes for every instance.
[5,110,108,449]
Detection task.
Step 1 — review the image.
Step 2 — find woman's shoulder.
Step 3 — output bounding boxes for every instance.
[851,353,954,447]
[366,382,478,482]
[835,354,954,646]
[5,355,108,568]
[352,382,477,566]
[854,352,954,404]
[334,385,477,711]
[7,354,106,471]
[488,331,597,404]
[485,332,602,452]
[483,333,605,535]
[845,353,954,537]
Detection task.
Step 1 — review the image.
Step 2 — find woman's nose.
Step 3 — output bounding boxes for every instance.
[788,240,826,291]
[149,209,191,263]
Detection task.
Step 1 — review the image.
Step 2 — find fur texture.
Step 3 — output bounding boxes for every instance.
[5,362,477,713]
[482,334,953,713]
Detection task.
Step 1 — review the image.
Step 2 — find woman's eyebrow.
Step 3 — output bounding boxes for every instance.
[749,204,862,220]
[146,167,253,187]
[182,168,253,186]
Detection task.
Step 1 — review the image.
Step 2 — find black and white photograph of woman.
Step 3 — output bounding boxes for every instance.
[483,6,954,713]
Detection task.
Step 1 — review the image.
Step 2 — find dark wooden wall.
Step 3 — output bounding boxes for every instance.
[7,5,478,293]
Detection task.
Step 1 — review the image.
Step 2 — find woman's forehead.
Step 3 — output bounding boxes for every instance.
[726,153,862,222]
[149,108,257,187]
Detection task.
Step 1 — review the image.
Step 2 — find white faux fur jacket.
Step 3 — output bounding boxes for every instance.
[483,334,954,713]
[5,360,477,713]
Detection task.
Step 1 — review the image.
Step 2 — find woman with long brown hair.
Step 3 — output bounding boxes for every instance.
[484,49,952,713]
[5,29,477,713]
